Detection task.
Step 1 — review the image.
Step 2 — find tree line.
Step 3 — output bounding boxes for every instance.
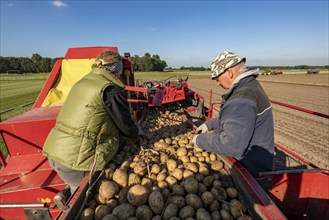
[0,53,328,73]
[129,53,167,71]
[0,54,62,73]
[0,52,168,73]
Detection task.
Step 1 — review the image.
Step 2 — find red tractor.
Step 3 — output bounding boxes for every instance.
[0,47,328,220]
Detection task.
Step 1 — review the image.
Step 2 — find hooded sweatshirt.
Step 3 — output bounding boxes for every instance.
[195,69,274,177]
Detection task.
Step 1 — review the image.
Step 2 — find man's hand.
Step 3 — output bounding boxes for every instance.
[192,134,199,146]
[195,123,208,134]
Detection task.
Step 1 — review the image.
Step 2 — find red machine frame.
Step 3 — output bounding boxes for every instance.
[0,47,328,220]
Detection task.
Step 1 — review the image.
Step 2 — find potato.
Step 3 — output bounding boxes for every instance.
[166,146,176,154]
[134,162,147,176]
[169,195,186,209]
[162,188,171,202]
[179,206,195,219]
[104,167,115,180]
[176,147,187,157]
[199,166,209,176]
[178,140,188,147]
[148,190,165,215]
[185,194,203,210]
[185,163,198,173]
[157,173,167,182]
[211,211,221,220]
[151,164,161,174]
[221,202,230,211]
[196,208,211,220]
[94,193,106,205]
[112,169,128,188]
[209,153,217,161]
[162,203,178,220]
[129,161,137,169]
[172,184,185,196]
[226,187,238,199]
[210,160,224,171]
[112,203,136,220]
[183,169,194,179]
[141,177,153,188]
[87,199,98,209]
[198,156,205,162]
[107,199,119,210]
[99,181,119,201]
[180,155,190,163]
[195,173,204,182]
[120,160,130,170]
[189,156,198,163]
[128,173,141,186]
[183,177,199,194]
[95,205,111,220]
[230,199,247,213]
[154,141,168,151]
[127,184,149,206]
[102,214,118,220]
[150,173,157,181]
[164,137,172,145]
[136,205,153,220]
[117,187,129,204]
[213,179,222,188]
[198,183,207,195]
[166,176,178,188]
[80,208,94,220]
[158,180,168,189]
[201,191,214,206]
[212,186,227,201]
[209,200,220,212]
[171,168,183,180]
[160,152,170,163]
[220,209,232,220]
[167,159,178,172]
[202,176,214,188]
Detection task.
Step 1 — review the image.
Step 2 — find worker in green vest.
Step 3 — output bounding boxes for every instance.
[43,50,144,209]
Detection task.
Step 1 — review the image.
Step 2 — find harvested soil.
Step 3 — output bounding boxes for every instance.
[186,74,329,169]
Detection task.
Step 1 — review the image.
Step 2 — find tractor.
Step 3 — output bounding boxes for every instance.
[0,47,328,220]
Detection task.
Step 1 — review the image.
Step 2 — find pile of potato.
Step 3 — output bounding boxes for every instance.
[80,109,252,220]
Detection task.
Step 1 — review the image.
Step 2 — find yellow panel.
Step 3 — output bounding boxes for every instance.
[42,59,95,107]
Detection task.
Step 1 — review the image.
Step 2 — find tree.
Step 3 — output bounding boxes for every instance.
[0,56,10,72]
[39,58,52,72]
[19,57,36,73]
[31,53,42,63]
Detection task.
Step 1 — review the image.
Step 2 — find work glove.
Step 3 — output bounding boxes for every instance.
[192,134,199,147]
[195,123,209,134]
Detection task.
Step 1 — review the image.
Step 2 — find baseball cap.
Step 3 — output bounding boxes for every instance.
[210,51,246,80]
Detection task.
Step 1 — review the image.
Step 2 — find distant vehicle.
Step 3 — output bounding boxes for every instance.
[261,69,271,75]
[271,70,283,75]
[307,69,320,74]
[261,70,283,75]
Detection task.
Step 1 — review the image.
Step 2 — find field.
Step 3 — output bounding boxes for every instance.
[0,72,328,170]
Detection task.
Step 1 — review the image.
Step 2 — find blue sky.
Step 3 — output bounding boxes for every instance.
[1,0,328,68]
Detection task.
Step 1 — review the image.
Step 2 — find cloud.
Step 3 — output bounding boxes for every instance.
[51,0,68,8]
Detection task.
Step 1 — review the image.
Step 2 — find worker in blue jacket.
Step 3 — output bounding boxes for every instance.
[192,51,274,177]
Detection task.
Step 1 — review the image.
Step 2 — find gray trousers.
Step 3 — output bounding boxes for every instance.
[48,159,88,195]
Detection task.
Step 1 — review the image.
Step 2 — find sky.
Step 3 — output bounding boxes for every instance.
[0,0,328,68]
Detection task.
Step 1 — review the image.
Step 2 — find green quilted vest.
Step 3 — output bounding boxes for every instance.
[43,67,125,171]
